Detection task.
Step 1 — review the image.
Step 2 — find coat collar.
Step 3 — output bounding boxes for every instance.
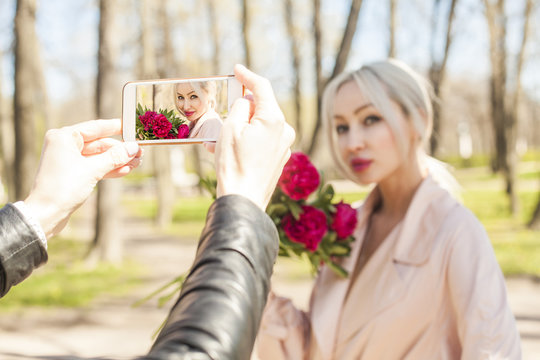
[392,175,457,266]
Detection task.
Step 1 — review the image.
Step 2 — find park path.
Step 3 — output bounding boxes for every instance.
[0,202,539,359]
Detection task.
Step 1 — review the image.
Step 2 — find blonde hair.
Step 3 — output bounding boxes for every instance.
[322,59,460,196]
[175,80,218,114]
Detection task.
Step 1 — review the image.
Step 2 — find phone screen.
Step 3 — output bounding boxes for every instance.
[122,76,242,144]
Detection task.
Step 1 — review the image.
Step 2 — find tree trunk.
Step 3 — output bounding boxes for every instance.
[13,0,39,200]
[484,0,532,215]
[152,85,174,227]
[529,188,540,230]
[138,0,176,227]
[90,0,123,264]
[284,0,303,146]
[388,0,397,58]
[0,50,15,203]
[241,0,251,68]
[507,0,533,215]
[307,0,364,156]
[428,0,458,157]
[207,0,221,75]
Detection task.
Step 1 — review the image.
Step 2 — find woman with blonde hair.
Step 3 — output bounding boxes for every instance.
[175,80,222,140]
[255,59,521,359]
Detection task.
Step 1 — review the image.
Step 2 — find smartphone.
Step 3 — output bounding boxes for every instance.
[122,75,244,145]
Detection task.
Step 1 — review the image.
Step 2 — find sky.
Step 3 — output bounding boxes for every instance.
[0,0,538,105]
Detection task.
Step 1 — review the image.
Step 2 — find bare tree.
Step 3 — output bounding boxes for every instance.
[157,0,175,79]
[138,0,176,227]
[90,0,123,264]
[428,0,458,157]
[388,0,397,58]
[530,189,540,230]
[313,0,323,155]
[207,0,221,74]
[13,0,40,200]
[0,50,15,203]
[284,0,303,145]
[307,0,364,156]
[484,0,533,214]
[241,0,252,67]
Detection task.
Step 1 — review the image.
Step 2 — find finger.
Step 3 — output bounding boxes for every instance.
[89,141,140,178]
[103,157,142,178]
[203,142,216,154]
[234,64,278,108]
[82,138,120,155]
[68,119,122,143]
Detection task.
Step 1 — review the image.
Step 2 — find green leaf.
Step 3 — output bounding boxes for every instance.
[329,242,351,256]
[288,201,303,220]
[132,273,186,307]
[266,203,288,217]
[199,177,217,199]
[325,260,349,278]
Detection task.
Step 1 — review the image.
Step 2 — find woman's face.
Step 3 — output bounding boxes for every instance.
[176,83,209,122]
[333,80,412,185]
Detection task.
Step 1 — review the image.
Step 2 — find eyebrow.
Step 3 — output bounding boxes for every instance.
[353,103,373,115]
[176,91,196,96]
[333,103,373,120]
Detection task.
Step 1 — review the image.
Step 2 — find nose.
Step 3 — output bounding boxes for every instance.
[182,99,191,111]
[345,126,365,152]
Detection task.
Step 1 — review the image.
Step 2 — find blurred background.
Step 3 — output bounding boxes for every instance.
[0,0,539,358]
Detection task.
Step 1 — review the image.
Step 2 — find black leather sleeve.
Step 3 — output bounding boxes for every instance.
[0,204,48,298]
[142,195,279,360]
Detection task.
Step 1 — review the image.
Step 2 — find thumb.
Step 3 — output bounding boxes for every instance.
[227,97,251,125]
[89,141,140,179]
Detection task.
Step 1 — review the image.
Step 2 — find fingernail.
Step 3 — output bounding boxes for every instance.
[125,141,139,156]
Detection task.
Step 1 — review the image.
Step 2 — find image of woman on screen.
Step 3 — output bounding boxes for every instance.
[175,80,223,140]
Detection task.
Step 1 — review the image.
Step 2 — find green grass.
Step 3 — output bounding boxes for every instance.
[0,237,144,311]
[460,189,540,277]
[123,195,213,239]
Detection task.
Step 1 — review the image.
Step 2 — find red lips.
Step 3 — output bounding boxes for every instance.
[350,158,372,172]
[185,111,195,117]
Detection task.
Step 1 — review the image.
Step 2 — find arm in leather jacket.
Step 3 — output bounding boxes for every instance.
[142,194,278,360]
[0,203,48,298]
[0,194,278,360]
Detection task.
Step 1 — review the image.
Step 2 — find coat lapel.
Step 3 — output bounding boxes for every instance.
[337,224,407,346]
[335,176,458,348]
[310,190,378,360]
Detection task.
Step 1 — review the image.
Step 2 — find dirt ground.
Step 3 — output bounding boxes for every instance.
[0,210,539,359]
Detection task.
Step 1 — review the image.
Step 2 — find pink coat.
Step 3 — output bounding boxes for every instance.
[256,176,521,359]
[189,109,223,140]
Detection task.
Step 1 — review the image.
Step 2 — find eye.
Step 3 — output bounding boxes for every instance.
[364,115,382,126]
[177,95,184,100]
[190,94,198,100]
[336,124,349,134]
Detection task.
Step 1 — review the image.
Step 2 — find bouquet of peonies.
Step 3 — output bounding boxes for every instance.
[136,104,190,140]
[267,152,358,277]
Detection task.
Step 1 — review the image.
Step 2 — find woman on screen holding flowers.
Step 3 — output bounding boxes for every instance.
[175,80,223,140]
[255,59,521,359]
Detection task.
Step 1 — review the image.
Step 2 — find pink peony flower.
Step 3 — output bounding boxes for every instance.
[177,124,190,139]
[152,114,173,138]
[278,152,320,201]
[139,111,157,131]
[331,201,357,239]
[282,205,327,251]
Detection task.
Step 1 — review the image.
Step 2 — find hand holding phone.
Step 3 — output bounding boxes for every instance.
[122,76,244,145]
[215,64,296,210]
